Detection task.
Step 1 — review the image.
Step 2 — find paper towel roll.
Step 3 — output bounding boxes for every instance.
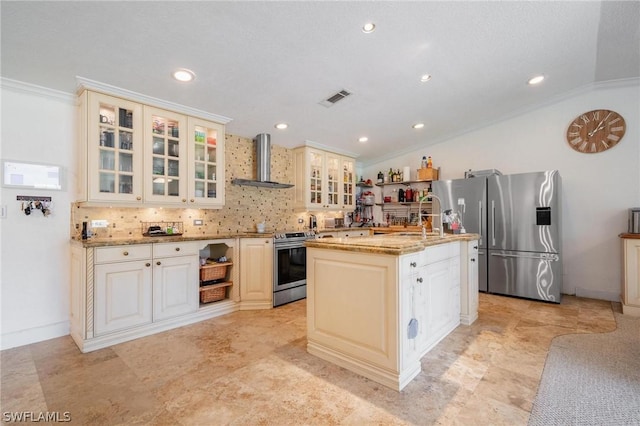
[403,166,411,182]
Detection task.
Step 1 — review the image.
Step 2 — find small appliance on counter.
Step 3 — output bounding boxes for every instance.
[629,208,640,233]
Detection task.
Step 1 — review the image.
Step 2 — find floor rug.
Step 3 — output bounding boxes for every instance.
[529,312,640,425]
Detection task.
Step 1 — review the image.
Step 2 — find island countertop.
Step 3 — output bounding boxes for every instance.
[305,232,480,255]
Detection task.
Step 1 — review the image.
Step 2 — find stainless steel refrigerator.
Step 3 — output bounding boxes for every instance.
[432,170,562,302]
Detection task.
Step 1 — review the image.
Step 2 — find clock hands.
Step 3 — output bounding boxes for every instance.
[587,112,613,137]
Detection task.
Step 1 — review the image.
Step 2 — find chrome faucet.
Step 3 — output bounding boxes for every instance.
[418,193,444,239]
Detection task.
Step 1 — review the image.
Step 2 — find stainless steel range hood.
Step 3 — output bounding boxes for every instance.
[232,133,294,189]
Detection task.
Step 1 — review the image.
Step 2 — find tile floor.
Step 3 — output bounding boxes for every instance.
[1,293,617,425]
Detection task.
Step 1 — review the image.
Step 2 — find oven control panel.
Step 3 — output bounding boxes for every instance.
[273,231,316,240]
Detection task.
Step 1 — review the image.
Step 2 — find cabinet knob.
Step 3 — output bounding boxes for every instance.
[175,247,180,251]
[136,196,142,201]
[156,261,161,266]
[473,245,478,250]
[471,258,476,262]
[182,199,187,203]
[410,262,417,267]
[416,277,423,283]
[145,263,151,267]
[190,199,195,203]
[123,251,129,256]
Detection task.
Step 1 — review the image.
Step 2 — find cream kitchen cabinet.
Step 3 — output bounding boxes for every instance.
[460,240,479,325]
[293,146,356,212]
[93,245,153,336]
[71,240,207,353]
[239,237,273,309]
[187,116,225,208]
[622,236,640,316]
[77,88,226,208]
[152,242,200,321]
[78,91,145,204]
[144,106,187,205]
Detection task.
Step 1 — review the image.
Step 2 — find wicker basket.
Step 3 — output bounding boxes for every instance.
[200,261,232,281]
[200,282,232,303]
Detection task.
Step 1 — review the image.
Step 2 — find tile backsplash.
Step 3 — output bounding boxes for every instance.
[72,134,303,239]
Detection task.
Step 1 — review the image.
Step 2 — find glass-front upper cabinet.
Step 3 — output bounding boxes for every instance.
[143,107,187,205]
[341,156,355,210]
[86,92,143,203]
[187,117,225,207]
[326,153,340,209]
[308,149,324,208]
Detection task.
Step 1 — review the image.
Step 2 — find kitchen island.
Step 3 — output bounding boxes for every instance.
[305,232,480,391]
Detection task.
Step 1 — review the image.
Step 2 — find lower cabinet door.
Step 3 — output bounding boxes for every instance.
[94,260,153,336]
[424,259,456,348]
[153,255,199,321]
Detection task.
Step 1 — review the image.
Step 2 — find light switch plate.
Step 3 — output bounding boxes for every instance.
[193,219,203,226]
[91,219,108,228]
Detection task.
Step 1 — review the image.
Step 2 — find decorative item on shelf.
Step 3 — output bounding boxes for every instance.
[377,171,384,184]
[417,167,439,181]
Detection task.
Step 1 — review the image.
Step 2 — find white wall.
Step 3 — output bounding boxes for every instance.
[364,80,640,301]
[1,80,76,349]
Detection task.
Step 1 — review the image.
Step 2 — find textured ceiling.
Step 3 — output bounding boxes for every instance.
[2,1,639,165]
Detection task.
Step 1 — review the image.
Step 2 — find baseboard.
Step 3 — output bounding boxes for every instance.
[1,321,70,351]
[574,287,620,302]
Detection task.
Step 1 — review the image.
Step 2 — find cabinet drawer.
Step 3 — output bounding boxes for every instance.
[153,241,199,258]
[401,252,424,274]
[95,244,152,264]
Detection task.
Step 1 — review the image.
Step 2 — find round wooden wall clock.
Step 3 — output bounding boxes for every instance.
[566,109,626,153]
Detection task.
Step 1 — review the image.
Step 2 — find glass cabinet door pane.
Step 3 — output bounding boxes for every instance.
[100,128,115,147]
[100,151,115,170]
[207,164,216,181]
[168,159,179,177]
[119,175,133,194]
[168,179,179,196]
[152,137,164,155]
[99,173,115,193]
[194,181,205,197]
[194,163,205,180]
[152,157,164,175]
[119,153,133,172]
[207,182,216,198]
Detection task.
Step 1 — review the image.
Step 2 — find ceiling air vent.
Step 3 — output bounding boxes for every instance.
[319,89,352,107]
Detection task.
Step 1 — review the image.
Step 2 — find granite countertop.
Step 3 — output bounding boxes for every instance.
[619,233,640,239]
[71,232,275,248]
[316,227,373,233]
[305,232,480,255]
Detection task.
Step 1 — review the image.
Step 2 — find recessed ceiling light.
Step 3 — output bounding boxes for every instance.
[528,75,545,85]
[362,22,376,33]
[358,136,368,143]
[274,123,288,130]
[420,74,432,83]
[172,68,196,82]
[413,123,425,129]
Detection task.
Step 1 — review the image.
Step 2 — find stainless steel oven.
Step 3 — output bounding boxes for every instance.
[273,231,315,307]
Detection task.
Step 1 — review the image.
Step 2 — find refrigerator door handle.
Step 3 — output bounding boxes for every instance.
[491,200,496,247]
[478,201,483,239]
[490,252,559,261]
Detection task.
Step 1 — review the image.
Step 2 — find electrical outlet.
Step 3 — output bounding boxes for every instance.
[91,219,108,228]
[193,219,203,226]
[457,198,465,206]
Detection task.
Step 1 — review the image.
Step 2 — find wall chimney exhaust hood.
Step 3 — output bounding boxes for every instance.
[232,133,294,189]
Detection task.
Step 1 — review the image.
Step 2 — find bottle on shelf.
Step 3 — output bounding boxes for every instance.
[377,171,384,184]
[427,156,433,168]
[421,156,428,169]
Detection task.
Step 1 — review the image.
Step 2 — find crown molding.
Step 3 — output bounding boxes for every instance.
[296,140,359,159]
[75,76,233,124]
[0,78,76,104]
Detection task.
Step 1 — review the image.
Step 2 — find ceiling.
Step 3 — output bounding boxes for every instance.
[2,1,639,165]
